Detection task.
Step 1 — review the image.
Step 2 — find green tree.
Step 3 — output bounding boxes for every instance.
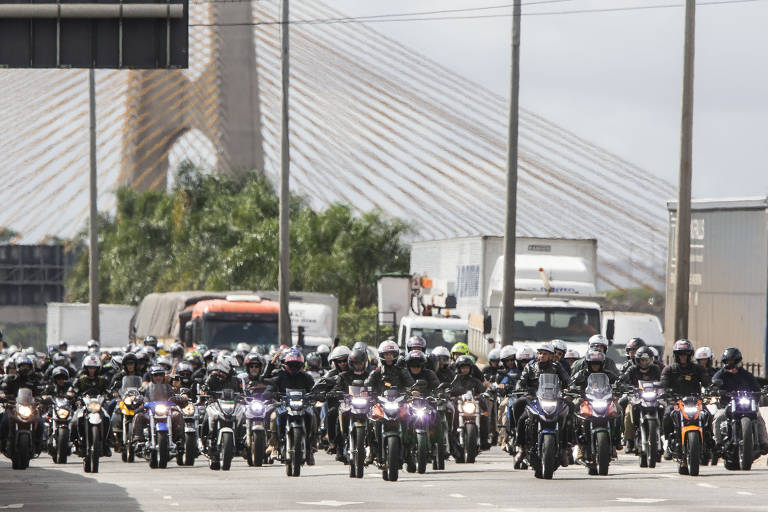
[65,165,411,342]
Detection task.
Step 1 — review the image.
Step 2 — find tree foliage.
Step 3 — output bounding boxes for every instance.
[65,164,411,340]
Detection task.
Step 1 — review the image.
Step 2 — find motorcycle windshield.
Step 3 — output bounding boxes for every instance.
[146,383,171,402]
[348,385,365,397]
[585,373,612,400]
[16,388,34,406]
[120,376,142,393]
[286,388,305,400]
[536,374,561,402]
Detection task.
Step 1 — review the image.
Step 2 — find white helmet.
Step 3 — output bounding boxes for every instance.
[588,334,608,350]
[564,348,580,359]
[500,345,517,361]
[329,346,351,362]
[516,346,535,362]
[432,346,450,358]
[694,346,713,361]
[377,340,399,358]
[316,344,330,355]
[552,339,567,353]
[488,348,501,362]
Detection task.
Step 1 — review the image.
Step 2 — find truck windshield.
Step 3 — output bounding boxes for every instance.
[411,328,468,350]
[511,307,600,343]
[203,319,279,351]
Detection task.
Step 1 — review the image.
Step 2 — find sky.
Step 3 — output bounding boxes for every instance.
[325,0,768,199]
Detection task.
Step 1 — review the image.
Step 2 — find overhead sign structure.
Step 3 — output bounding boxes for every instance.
[0,0,188,68]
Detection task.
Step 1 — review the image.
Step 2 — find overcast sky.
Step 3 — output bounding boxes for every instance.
[325,0,768,199]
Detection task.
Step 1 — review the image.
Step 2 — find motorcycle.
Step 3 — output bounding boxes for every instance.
[243,391,270,467]
[177,389,200,466]
[669,394,707,476]
[44,395,73,464]
[2,388,40,470]
[629,381,663,468]
[574,373,617,476]
[406,391,444,474]
[204,388,243,471]
[339,382,371,478]
[73,390,108,473]
[524,374,568,479]
[718,390,761,471]
[115,376,143,463]
[454,390,482,464]
[137,384,179,469]
[370,387,406,481]
[278,389,315,477]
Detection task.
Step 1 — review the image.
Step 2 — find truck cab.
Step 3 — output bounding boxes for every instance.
[188,295,280,352]
[398,316,469,354]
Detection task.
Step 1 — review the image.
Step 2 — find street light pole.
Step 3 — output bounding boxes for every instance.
[501,0,521,346]
[278,0,291,346]
[674,0,696,342]
[88,68,100,342]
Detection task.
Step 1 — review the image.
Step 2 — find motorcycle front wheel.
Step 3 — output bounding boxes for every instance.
[89,425,101,474]
[158,431,169,469]
[541,434,557,480]
[251,430,265,467]
[417,432,429,474]
[221,431,234,471]
[739,417,754,471]
[13,435,31,470]
[685,431,701,476]
[465,423,478,464]
[595,431,610,476]
[291,429,303,477]
[56,428,69,464]
[386,436,400,482]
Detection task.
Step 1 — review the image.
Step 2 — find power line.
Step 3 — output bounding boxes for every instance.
[188,0,766,26]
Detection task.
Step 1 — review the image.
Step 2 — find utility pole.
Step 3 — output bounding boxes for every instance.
[501,0,521,346]
[278,0,291,347]
[88,68,100,343]
[674,0,695,342]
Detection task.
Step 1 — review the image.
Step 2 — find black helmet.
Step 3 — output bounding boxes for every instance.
[144,336,158,348]
[672,339,694,363]
[306,352,322,370]
[635,346,654,370]
[406,336,427,352]
[244,352,265,368]
[405,350,427,368]
[16,356,33,376]
[455,355,474,370]
[585,349,605,370]
[122,352,138,367]
[348,349,368,375]
[352,341,368,354]
[176,361,193,379]
[53,353,69,367]
[721,347,743,369]
[625,337,646,355]
[51,366,69,380]
[170,342,184,359]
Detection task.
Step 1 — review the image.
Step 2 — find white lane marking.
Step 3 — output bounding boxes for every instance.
[738,492,755,496]
[171,504,179,507]
[697,483,717,489]
[163,496,173,500]
[449,494,466,499]
[0,506,23,510]
[296,501,364,508]
[615,498,668,503]
[658,474,679,479]
[477,503,494,507]
[422,484,435,488]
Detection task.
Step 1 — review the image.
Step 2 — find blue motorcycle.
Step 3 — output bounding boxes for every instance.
[138,384,178,469]
[524,374,568,479]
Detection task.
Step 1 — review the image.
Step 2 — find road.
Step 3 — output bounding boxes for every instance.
[2,449,768,512]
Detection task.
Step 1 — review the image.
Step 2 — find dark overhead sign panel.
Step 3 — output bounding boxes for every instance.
[0,0,188,68]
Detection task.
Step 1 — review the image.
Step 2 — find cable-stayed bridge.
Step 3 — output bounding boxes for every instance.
[0,1,675,290]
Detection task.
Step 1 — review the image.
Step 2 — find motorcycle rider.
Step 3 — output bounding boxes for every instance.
[43,352,78,382]
[365,340,415,393]
[619,337,647,374]
[330,349,371,462]
[552,340,571,376]
[143,336,158,349]
[131,366,185,447]
[694,347,716,380]
[69,355,111,457]
[570,349,620,458]
[264,350,317,464]
[431,346,455,384]
[570,335,619,377]
[306,353,325,380]
[241,352,268,394]
[0,356,44,453]
[314,345,350,452]
[316,343,331,370]
[450,354,491,451]
[660,339,712,458]
[513,344,570,465]
[405,350,440,396]
[43,367,72,398]
[710,347,768,455]
[619,346,661,453]
[564,348,580,369]
[482,348,504,383]
[326,346,351,378]
[185,352,207,384]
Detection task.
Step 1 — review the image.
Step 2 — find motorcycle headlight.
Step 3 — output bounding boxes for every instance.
[384,402,400,414]
[683,406,699,417]
[591,399,608,412]
[413,407,427,418]
[461,402,477,414]
[182,404,195,415]
[250,401,264,413]
[289,399,304,408]
[155,404,169,416]
[56,408,70,419]
[17,405,32,419]
[539,399,557,411]
[87,401,102,413]
[641,392,657,400]
[351,398,368,408]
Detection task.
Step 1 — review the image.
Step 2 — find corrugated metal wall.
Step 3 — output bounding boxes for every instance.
[666,206,768,368]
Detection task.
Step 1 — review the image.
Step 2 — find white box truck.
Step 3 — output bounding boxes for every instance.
[47,302,135,350]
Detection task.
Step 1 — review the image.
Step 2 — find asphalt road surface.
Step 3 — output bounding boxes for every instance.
[2,449,768,512]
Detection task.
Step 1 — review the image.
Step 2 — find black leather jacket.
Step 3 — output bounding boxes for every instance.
[516,361,570,394]
[364,364,414,394]
[660,362,711,396]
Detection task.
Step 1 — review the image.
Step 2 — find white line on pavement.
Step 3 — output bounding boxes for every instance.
[738,492,755,496]
[614,498,668,503]
[697,483,717,489]
[449,494,466,499]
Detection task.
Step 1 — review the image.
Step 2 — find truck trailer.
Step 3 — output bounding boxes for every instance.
[666,197,768,373]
